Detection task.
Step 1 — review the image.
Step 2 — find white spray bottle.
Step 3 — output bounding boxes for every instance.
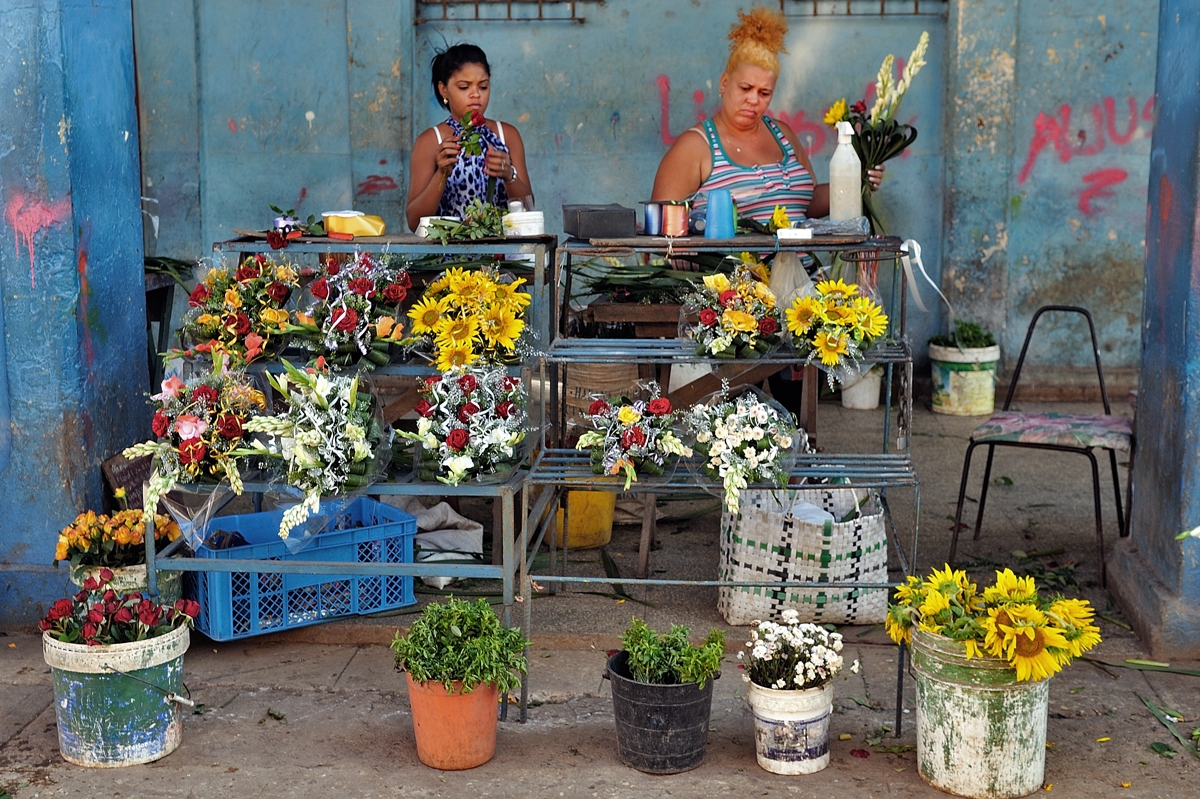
[829,120,863,221]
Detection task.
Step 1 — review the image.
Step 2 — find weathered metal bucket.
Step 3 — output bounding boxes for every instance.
[911,628,1049,799]
[42,625,190,767]
[70,564,182,607]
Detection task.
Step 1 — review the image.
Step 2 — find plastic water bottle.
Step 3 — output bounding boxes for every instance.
[829,121,862,221]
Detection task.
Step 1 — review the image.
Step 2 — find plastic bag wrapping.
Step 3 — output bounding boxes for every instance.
[380,496,483,589]
[768,251,815,311]
[792,216,871,236]
[154,482,240,553]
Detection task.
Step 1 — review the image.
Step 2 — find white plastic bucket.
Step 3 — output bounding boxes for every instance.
[840,368,882,410]
[746,682,832,774]
[929,343,1000,416]
[502,211,545,237]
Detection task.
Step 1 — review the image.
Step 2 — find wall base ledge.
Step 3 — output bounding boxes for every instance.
[1106,537,1200,659]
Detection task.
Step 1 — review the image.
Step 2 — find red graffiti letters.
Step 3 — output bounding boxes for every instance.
[1078,168,1128,217]
[1018,96,1153,184]
[5,191,72,288]
[656,74,677,145]
[356,175,398,195]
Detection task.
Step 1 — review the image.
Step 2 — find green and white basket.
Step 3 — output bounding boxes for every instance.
[718,487,888,625]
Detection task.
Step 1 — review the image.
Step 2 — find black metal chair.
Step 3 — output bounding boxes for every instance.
[947,306,1133,584]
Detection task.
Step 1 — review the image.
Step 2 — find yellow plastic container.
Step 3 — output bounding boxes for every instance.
[555,491,616,549]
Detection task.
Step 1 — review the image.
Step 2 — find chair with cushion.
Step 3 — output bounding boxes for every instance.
[947,306,1133,584]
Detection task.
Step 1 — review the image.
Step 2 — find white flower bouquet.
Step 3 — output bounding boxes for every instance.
[574,382,692,490]
[738,610,858,691]
[399,366,527,486]
[683,385,799,514]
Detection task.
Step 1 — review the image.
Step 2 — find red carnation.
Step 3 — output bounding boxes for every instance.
[191,385,220,405]
[446,428,469,452]
[382,283,407,303]
[266,230,287,250]
[457,374,477,393]
[188,284,210,307]
[699,308,718,327]
[396,271,412,289]
[415,399,433,417]
[621,426,647,448]
[758,317,779,335]
[310,277,330,300]
[179,437,207,465]
[215,413,244,439]
[267,282,290,303]
[719,289,739,307]
[503,377,521,391]
[588,399,610,416]
[347,277,375,296]
[458,402,481,422]
[151,410,170,438]
[647,398,672,416]
[325,262,341,276]
[496,401,515,419]
[469,109,485,128]
[235,264,261,282]
[332,307,359,332]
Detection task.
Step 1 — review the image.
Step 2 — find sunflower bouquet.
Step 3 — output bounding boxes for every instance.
[292,250,411,371]
[574,382,692,490]
[681,262,782,359]
[236,360,391,539]
[178,254,300,366]
[399,366,528,486]
[885,566,1101,682]
[404,265,531,371]
[124,368,268,520]
[54,509,182,572]
[785,278,888,388]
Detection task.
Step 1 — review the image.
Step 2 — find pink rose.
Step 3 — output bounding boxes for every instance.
[174,414,208,440]
[153,375,185,401]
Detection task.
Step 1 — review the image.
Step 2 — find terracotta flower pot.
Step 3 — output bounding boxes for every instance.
[405,673,498,770]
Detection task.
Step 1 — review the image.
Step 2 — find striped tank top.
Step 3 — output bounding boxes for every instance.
[690,117,815,226]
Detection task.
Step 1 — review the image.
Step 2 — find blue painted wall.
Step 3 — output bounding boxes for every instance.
[0,1,149,621]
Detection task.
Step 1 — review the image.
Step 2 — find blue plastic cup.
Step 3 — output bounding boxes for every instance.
[704,189,735,239]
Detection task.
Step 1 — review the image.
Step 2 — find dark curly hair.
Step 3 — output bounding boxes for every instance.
[431,44,491,108]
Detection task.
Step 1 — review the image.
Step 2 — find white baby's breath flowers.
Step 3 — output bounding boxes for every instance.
[743,615,848,692]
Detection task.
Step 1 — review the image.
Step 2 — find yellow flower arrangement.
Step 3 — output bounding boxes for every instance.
[55,509,182,571]
[683,260,783,359]
[885,565,1101,683]
[405,264,530,367]
[785,278,888,385]
[823,98,848,126]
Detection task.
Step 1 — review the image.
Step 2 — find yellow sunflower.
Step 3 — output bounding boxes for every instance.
[813,330,849,366]
[824,98,848,126]
[918,587,952,619]
[851,298,889,339]
[771,204,791,231]
[408,296,450,335]
[479,305,523,351]
[814,278,859,300]
[1047,598,1102,658]
[434,315,480,347]
[996,604,1071,682]
[924,564,973,597]
[981,568,1039,606]
[885,605,915,646]
[435,343,477,372]
[893,575,924,607]
[492,279,531,311]
[824,304,857,326]
[785,296,825,336]
[721,308,758,333]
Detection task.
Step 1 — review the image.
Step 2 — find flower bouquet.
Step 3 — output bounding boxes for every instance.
[404,265,531,371]
[124,369,268,520]
[738,610,856,691]
[785,278,888,387]
[574,382,692,490]
[236,360,391,538]
[41,569,200,646]
[885,565,1101,682]
[292,250,412,371]
[398,366,527,486]
[681,263,782,359]
[55,509,181,573]
[178,254,300,365]
[682,385,799,514]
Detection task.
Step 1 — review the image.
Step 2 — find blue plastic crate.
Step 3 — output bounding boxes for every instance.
[185,497,416,641]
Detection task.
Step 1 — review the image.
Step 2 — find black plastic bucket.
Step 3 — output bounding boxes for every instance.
[605,651,716,774]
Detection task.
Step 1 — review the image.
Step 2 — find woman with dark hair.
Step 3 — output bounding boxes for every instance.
[405,43,534,231]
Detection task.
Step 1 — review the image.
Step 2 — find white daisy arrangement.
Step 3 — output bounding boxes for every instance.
[738,610,859,691]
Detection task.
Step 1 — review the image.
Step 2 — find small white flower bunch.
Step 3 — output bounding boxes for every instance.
[737,610,855,691]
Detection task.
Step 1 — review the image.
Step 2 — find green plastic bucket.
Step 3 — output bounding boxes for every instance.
[929,344,1001,416]
[43,625,190,767]
[911,629,1048,799]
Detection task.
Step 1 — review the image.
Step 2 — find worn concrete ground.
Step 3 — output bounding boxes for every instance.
[3,400,1199,797]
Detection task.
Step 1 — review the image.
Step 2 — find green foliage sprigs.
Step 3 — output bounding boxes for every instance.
[391,597,529,693]
[143,256,195,288]
[621,618,724,688]
[929,319,995,349]
[268,203,325,236]
[424,199,505,243]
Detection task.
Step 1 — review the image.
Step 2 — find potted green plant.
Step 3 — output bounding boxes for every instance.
[391,597,530,770]
[928,319,1000,416]
[604,618,724,774]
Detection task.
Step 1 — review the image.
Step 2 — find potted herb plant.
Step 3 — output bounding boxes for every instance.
[740,610,856,775]
[604,619,724,774]
[55,506,184,605]
[41,570,200,767]
[928,319,1000,416]
[391,597,530,770]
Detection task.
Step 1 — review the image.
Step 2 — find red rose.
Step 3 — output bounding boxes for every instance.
[719,289,739,307]
[647,398,672,416]
[758,317,779,335]
[503,377,521,391]
[87,607,105,624]
[621,426,647,448]
[851,100,867,115]
[457,374,477,393]
[446,428,469,452]
[588,399,610,416]
[235,264,261,282]
[179,437,207,465]
[81,622,98,641]
[267,282,290,303]
[310,277,330,300]
[38,618,51,631]
[191,385,220,405]
[396,271,412,289]
[347,277,375,296]
[458,402,480,422]
[225,313,251,336]
[137,600,161,627]
[215,413,244,439]
[151,410,170,438]
[174,599,201,619]
[113,607,134,624]
[496,401,515,419]
[382,283,407,303]
[332,307,359,332]
[325,262,341,276]
[266,230,287,250]
[99,568,114,583]
[415,399,433,417]
[425,375,442,387]
[81,576,99,592]
[188,284,210,307]
[469,109,485,128]
[699,308,718,327]
[47,598,74,621]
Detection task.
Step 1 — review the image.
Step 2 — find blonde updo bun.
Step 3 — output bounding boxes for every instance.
[725,6,789,75]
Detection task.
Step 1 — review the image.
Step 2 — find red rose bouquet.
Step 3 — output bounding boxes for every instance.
[292,250,411,371]
[574,382,692,490]
[40,569,200,646]
[178,254,299,366]
[124,368,267,520]
[681,260,782,359]
[399,365,527,486]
